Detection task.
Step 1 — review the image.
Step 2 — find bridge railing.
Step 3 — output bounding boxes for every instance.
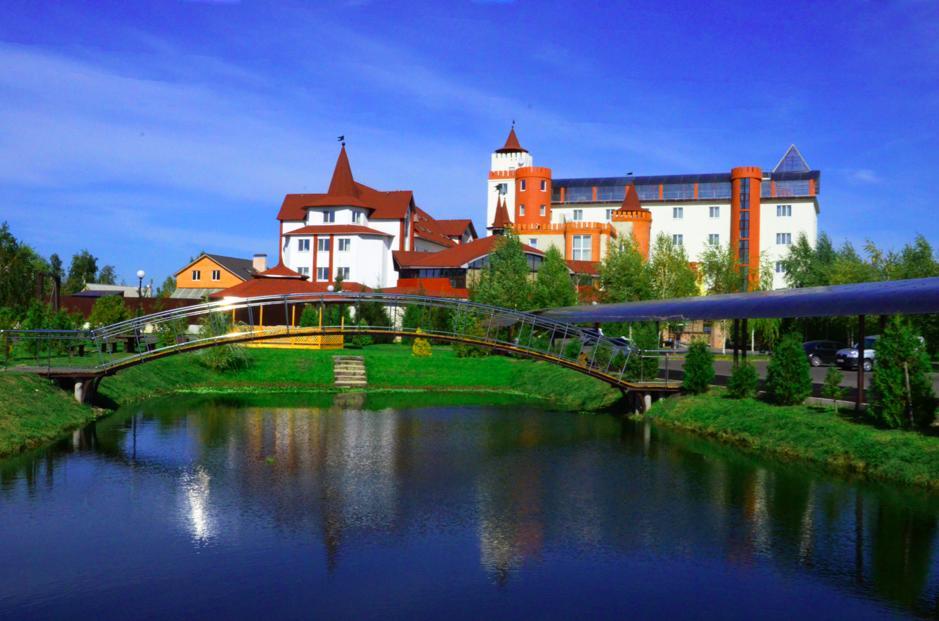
[0,293,678,388]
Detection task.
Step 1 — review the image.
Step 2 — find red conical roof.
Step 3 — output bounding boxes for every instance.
[620,184,646,212]
[495,126,528,154]
[328,145,359,197]
[257,262,308,280]
[488,196,512,230]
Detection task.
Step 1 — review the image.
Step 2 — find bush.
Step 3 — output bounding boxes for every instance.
[349,319,373,349]
[198,311,250,371]
[682,340,714,394]
[411,328,431,357]
[869,316,937,429]
[451,311,489,357]
[88,295,130,328]
[764,332,812,405]
[727,362,758,399]
[298,304,320,328]
[822,366,845,411]
[622,323,659,381]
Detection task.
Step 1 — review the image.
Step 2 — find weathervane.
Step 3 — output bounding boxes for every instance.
[337,135,345,147]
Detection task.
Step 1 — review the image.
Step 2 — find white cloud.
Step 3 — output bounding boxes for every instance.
[848,168,882,184]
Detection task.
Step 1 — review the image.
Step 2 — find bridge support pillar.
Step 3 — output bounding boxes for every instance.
[73,378,100,405]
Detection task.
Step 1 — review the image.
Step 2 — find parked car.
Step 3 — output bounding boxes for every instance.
[803,340,845,367]
[836,336,879,371]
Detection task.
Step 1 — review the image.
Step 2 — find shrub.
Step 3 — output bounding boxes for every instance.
[198,311,250,371]
[869,316,937,429]
[451,312,488,358]
[88,295,130,328]
[682,340,714,394]
[349,319,373,349]
[564,338,583,362]
[622,323,659,381]
[411,328,431,357]
[822,366,845,412]
[727,362,758,399]
[298,304,320,328]
[765,332,812,405]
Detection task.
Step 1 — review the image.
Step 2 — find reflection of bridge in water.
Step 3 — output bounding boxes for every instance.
[1,293,679,406]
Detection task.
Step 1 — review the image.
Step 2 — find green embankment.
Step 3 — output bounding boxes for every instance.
[0,344,621,457]
[647,391,939,488]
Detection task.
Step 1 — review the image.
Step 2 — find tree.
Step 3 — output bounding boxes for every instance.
[157,276,176,298]
[470,232,533,310]
[97,265,118,285]
[782,232,836,288]
[48,253,64,281]
[682,341,714,394]
[198,311,250,371]
[764,332,812,405]
[88,295,130,327]
[598,236,651,303]
[648,233,697,300]
[299,304,320,327]
[533,246,577,308]
[830,241,879,285]
[727,362,759,399]
[822,367,845,412]
[869,317,937,429]
[354,293,394,344]
[0,222,47,314]
[349,319,373,349]
[698,243,745,295]
[64,250,99,294]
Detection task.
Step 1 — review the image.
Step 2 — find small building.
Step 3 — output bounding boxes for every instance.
[173,253,265,299]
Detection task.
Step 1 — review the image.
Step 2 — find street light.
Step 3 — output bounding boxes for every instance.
[137,269,146,298]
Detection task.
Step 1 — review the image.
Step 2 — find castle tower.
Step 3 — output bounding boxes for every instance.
[486,126,534,235]
[730,166,762,289]
[611,184,652,259]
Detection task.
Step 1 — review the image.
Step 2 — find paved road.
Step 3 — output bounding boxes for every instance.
[658,357,939,403]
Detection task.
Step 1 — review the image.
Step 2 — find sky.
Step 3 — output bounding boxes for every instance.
[1,0,937,285]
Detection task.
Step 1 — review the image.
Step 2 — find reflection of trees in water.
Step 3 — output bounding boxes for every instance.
[5,398,939,616]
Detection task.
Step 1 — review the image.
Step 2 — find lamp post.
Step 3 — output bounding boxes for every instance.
[137,269,146,299]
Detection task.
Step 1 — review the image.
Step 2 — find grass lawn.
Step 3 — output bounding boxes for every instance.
[647,390,939,488]
[0,343,622,458]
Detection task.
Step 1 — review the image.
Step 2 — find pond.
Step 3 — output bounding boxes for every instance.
[1,392,937,619]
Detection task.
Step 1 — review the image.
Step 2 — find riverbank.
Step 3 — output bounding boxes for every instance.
[0,344,622,457]
[646,391,939,488]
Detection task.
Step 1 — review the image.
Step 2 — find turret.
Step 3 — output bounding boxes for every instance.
[611,185,652,259]
[486,125,535,235]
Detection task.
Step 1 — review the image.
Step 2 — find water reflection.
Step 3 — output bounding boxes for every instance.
[1,393,938,619]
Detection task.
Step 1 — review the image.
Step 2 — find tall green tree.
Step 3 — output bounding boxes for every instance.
[598,236,651,303]
[157,275,176,298]
[532,246,577,308]
[782,232,836,288]
[698,242,745,294]
[64,250,99,294]
[764,332,813,405]
[869,317,937,429]
[97,265,118,285]
[648,233,697,300]
[470,232,533,310]
[48,253,64,282]
[0,222,47,314]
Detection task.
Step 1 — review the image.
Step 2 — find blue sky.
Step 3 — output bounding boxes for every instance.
[1,0,937,285]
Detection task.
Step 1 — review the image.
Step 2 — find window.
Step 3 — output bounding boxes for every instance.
[317,238,331,252]
[672,234,684,246]
[673,207,684,219]
[297,266,310,277]
[338,238,351,252]
[352,211,362,223]
[529,238,538,247]
[572,235,592,260]
[775,261,785,274]
[540,180,547,191]
[316,267,329,281]
[323,210,335,223]
[605,209,614,221]
[539,204,546,216]
[297,238,310,251]
[519,204,526,216]
[776,233,792,245]
[497,183,508,195]
[336,267,350,280]
[708,234,720,246]
[520,179,527,191]
[191,270,201,281]
[777,204,792,217]
[211,269,221,281]
[709,206,720,218]
[572,209,583,221]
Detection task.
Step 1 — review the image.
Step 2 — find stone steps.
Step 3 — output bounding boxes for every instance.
[333,356,367,388]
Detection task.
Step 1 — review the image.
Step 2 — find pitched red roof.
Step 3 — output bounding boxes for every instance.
[413,221,456,248]
[277,146,414,221]
[430,218,477,239]
[209,278,366,299]
[619,184,646,212]
[393,235,542,269]
[566,260,600,276]
[258,262,308,279]
[488,196,512,230]
[284,224,393,237]
[496,126,528,154]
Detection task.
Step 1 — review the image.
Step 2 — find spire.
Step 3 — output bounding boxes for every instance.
[327,144,359,197]
[495,124,528,154]
[772,144,810,173]
[489,196,512,233]
[619,184,645,212]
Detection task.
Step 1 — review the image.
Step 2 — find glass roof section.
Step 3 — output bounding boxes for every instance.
[773,145,810,173]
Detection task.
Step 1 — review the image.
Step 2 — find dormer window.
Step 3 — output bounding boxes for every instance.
[323,210,335,223]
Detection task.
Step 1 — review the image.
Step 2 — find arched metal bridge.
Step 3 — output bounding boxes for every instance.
[1,293,678,402]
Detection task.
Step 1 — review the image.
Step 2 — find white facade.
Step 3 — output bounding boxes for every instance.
[486,149,532,231]
[760,198,818,289]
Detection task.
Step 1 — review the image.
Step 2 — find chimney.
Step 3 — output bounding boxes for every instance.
[252,253,267,273]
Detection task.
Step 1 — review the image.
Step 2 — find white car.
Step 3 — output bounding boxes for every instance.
[835,336,878,372]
